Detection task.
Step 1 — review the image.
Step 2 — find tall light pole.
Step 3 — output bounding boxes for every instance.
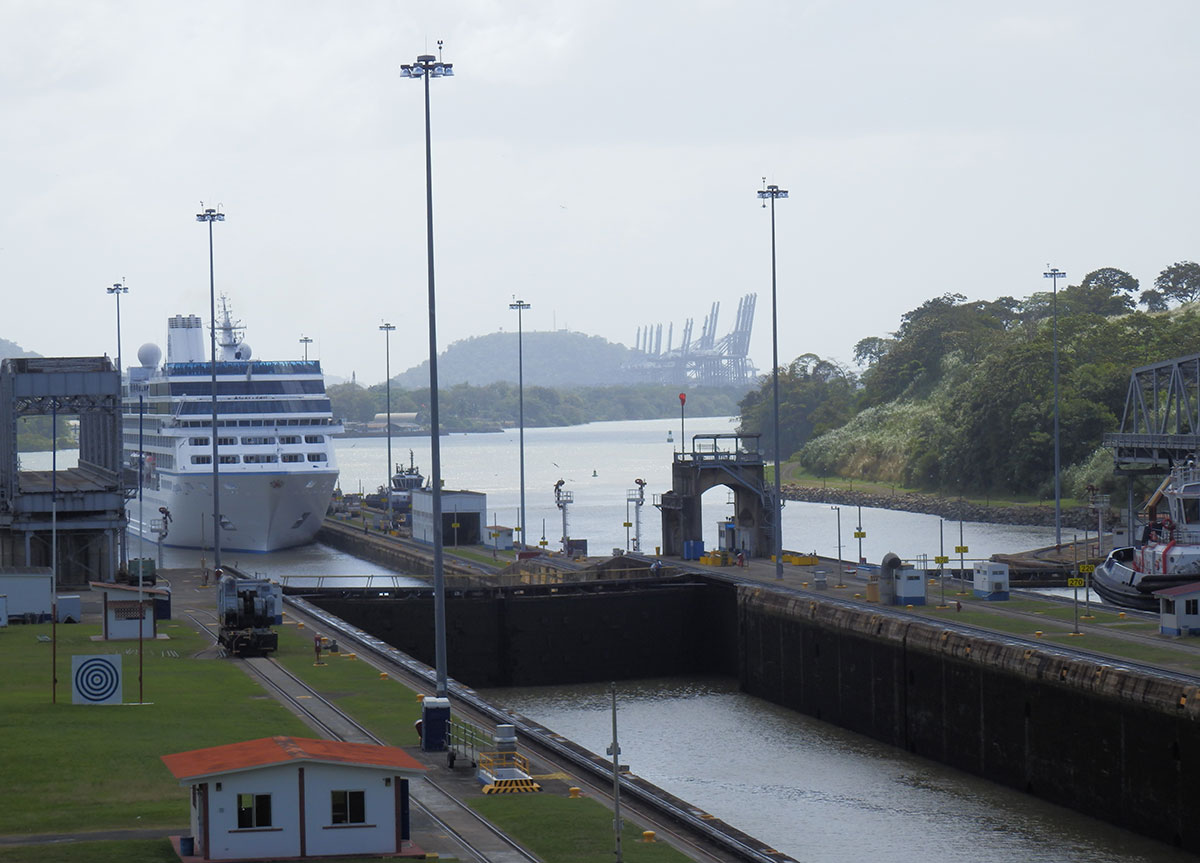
[299,335,312,361]
[1044,266,1066,548]
[196,205,225,571]
[107,279,128,569]
[758,181,788,580]
[509,298,530,549]
[106,280,128,380]
[401,44,453,697]
[380,322,396,530]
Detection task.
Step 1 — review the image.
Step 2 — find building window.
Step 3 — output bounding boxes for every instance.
[237,793,272,828]
[330,790,365,825]
[1187,599,1199,616]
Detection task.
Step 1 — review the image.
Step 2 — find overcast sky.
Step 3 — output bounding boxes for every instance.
[4,1,1198,386]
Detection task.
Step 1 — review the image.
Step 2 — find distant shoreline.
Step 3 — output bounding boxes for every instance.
[782,483,1101,530]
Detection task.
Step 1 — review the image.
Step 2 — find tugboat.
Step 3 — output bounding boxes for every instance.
[1093,466,1200,610]
[387,450,426,517]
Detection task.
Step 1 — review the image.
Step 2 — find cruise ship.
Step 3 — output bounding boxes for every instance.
[123,300,341,553]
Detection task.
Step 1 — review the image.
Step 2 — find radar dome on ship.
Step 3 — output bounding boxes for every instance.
[137,343,162,369]
[234,342,252,361]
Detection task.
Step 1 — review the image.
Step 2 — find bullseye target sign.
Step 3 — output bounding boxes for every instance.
[71,655,123,705]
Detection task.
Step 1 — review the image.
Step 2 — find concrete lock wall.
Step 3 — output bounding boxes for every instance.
[312,579,1200,852]
[314,581,739,689]
[736,587,1200,852]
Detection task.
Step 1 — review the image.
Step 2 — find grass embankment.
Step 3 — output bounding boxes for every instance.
[0,611,689,862]
[920,599,1200,673]
[470,795,688,863]
[0,622,310,837]
[777,462,1084,511]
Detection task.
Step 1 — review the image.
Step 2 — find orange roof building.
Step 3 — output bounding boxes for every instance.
[161,736,426,861]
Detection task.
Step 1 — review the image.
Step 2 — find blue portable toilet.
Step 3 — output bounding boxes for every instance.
[421,696,451,751]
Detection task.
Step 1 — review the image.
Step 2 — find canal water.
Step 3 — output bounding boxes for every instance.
[23,420,1181,859]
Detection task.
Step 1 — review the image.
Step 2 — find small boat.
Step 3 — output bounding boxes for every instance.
[1093,465,1200,610]
[388,450,426,513]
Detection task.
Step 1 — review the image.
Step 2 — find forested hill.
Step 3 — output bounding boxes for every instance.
[0,337,38,361]
[393,330,633,388]
[736,263,1200,501]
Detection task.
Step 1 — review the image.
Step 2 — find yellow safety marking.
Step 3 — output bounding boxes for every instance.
[533,772,569,781]
[482,780,542,794]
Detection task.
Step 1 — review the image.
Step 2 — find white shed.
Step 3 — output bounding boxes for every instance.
[972,561,1010,600]
[411,489,487,547]
[0,567,53,623]
[89,581,168,641]
[161,736,427,861]
[485,525,514,551]
[1153,581,1200,636]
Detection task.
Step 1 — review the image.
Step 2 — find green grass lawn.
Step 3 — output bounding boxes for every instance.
[0,622,310,836]
[0,839,180,863]
[271,620,424,747]
[470,794,691,863]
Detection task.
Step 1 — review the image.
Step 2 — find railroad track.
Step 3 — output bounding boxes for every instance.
[184,608,540,863]
[284,595,792,863]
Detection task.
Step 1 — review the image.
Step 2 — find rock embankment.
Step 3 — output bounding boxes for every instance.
[781,484,1101,529]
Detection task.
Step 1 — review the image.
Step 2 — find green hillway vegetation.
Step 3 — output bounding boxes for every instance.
[0,616,688,863]
[740,263,1200,506]
[330,379,743,431]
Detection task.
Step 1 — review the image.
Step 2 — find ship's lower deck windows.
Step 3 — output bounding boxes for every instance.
[219,455,240,464]
[243,454,278,464]
[191,455,212,465]
[281,454,303,463]
[307,453,326,462]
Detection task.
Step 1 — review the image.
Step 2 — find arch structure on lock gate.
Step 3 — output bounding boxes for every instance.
[656,433,775,559]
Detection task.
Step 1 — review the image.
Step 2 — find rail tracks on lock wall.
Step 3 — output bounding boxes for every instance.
[271,594,795,863]
[184,608,542,863]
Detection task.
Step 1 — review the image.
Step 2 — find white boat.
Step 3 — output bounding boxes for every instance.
[122,299,341,553]
[1093,465,1200,610]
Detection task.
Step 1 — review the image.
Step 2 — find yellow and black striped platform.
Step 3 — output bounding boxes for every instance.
[481,778,542,794]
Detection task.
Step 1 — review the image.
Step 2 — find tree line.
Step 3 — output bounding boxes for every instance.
[329,381,744,430]
[738,263,1200,500]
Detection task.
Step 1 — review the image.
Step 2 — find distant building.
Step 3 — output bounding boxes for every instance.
[1153,582,1200,636]
[411,489,486,547]
[160,736,426,861]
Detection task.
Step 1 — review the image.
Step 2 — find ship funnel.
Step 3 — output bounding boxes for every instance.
[167,314,205,363]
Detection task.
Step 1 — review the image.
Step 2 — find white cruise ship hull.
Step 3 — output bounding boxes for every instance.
[126,468,338,554]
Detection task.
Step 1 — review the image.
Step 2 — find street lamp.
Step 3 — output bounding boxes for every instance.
[1044,265,1066,548]
[831,505,843,585]
[106,280,128,381]
[196,205,225,571]
[380,323,396,530]
[107,279,129,569]
[509,298,530,549]
[401,44,454,698]
[758,180,788,580]
[299,335,313,361]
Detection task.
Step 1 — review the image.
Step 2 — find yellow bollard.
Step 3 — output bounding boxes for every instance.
[1035,631,1043,637]
[379,672,388,680]
[642,831,657,843]
[1118,612,1126,618]
[296,622,304,630]
[416,693,425,703]
[568,787,581,799]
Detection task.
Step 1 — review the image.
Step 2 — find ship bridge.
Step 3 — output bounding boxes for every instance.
[656,433,774,558]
